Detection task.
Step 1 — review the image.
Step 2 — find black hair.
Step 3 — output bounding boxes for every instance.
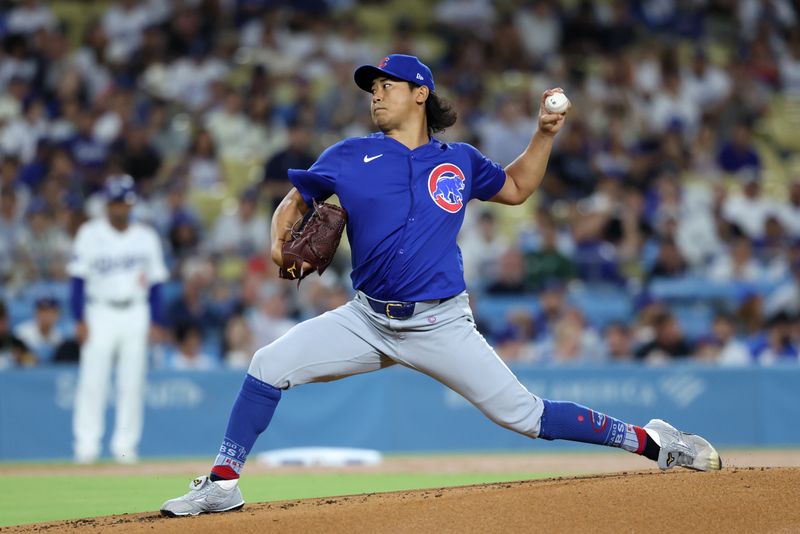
[424,91,457,136]
[175,323,202,343]
[409,83,457,136]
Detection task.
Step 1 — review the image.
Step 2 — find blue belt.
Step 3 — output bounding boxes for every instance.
[364,295,454,320]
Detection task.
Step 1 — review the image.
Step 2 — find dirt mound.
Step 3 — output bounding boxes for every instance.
[5,468,798,533]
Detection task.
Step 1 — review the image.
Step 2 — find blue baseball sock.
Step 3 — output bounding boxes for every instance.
[538,400,647,454]
[210,374,281,480]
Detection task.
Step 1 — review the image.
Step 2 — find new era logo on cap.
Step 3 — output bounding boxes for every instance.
[354,54,435,93]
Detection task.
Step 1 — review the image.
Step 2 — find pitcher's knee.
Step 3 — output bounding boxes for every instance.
[247,345,292,389]
[485,393,544,438]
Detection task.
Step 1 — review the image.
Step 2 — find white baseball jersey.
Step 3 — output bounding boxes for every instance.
[68,218,168,302]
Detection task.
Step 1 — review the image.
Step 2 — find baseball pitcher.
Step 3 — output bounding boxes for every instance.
[161,55,720,516]
[70,175,168,464]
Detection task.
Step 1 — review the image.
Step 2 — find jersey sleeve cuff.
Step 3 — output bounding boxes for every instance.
[288,169,327,207]
[477,168,507,201]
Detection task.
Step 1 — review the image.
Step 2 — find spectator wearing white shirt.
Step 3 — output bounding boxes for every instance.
[712,313,752,366]
[707,236,765,282]
[101,0,165,64]
[0,76,26,122]
[681,50,732,112]
[737,0,797,40]
[70,21,113,101]
[536,308,604,366]
[169,323,219,371]
[246,283,297,351]
[204,91,251,160]
[674,184,724,268]
[324,19,374,65]
[515,1,560,62]
[0,99,49,163]
[722,178,777,239]
[435,0,496,38]
[13,297,65,365]
[753,215,792,280]
[15,200,71,284]
[757,313,798,365]
[476,94,538,166]
[183,129,221,190]
[648,71,700,138]
[93,88,136,146]
[208,188,269,258]
[458,210,508,287]
[0,35,37,88]
[223,314,254,370]
[164,49,229,112]
[6,0,56,35]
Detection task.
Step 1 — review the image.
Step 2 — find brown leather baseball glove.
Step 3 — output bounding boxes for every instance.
[278,201,347,283]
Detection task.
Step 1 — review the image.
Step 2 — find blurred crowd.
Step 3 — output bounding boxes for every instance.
[0,0,798,372]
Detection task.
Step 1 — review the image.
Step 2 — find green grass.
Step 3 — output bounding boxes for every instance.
[0,472,556,527]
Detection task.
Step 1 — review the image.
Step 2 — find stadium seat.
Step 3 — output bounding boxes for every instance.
[669,303,714,341]
[567,285,633,329]
[476,296,540,333]
[221,158,263,196]
[187,187,232,228]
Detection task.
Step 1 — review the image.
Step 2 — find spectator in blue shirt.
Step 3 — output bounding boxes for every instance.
[717,121,761,175]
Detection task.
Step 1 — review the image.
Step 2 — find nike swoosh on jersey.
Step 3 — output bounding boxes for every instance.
[363,154,383,163]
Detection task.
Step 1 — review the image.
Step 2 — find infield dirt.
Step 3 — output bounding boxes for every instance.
[4,466,799,533]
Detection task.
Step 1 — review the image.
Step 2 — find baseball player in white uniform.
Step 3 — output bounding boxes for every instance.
[70,175,168,464]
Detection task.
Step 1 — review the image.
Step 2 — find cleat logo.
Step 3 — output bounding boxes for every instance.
[666,452,675,467]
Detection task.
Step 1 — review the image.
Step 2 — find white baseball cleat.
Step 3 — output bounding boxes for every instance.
[160,476,244,517]
[644,419,722,471]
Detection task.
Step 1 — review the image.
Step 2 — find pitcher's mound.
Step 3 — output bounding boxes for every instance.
[8,467,799,533]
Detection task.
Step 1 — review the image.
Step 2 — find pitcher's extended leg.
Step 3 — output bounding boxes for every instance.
[209,301,394,481]
[396,294,660,460]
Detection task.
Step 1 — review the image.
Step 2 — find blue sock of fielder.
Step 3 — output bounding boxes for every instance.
[209,378,658,481]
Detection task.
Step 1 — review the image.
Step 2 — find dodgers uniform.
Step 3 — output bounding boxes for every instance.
[70,177,168,463]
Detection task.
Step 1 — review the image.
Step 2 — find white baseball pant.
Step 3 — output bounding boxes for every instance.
[73,301,149,462]
[247,291,544,438]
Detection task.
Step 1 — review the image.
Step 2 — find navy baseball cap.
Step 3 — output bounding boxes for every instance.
[35,296,59,309]
[105,174,137,204]
[354,54,435,93]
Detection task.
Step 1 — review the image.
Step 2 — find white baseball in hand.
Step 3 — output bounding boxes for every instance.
[544,92,570,114]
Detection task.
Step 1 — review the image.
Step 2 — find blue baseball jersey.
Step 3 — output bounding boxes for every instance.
[288,133,506,301]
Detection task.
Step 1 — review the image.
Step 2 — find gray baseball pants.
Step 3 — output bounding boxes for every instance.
[247,291,544,438]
